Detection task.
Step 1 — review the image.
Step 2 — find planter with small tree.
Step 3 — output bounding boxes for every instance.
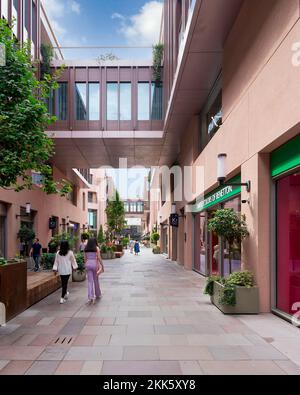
[205,209,259,314]
[151,232,160,254]
[72,253,86,282]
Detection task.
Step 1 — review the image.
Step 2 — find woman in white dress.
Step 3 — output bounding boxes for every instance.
[53,241,78,304]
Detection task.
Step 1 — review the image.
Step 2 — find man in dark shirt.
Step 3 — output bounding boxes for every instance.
[30,238,42,272]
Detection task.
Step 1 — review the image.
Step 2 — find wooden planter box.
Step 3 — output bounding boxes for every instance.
[0,261,27,321]
[211,282,259,315]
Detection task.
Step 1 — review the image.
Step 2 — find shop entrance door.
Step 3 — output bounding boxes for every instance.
[207,209,220,276]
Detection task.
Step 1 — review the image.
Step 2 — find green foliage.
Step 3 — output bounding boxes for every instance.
[208,209,249,245]
[152,246,161,254]
[75,253,85,273]
[97,225,105,244]
[204,276,223,296]
[49,233,78,251]
[81,232,90,241]
[226,270,254,288]
[208,209,249,274]
[40,43,53,76]
[122,237,129,247]
[111,245,117,253]
[152,43,164,83]
[101,245,108,254]
[105,191,126,241]
[0,20,66,195]
[17,226,35,243]
[204,271,255,307]
[151,232,160,245]
[41,253,56,270]
[0,257,7,266]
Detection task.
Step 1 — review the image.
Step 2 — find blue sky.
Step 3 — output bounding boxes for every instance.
[42,0,163,60]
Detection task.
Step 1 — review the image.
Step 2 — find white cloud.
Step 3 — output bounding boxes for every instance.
[42,0,81,43]
[70,1,81,15]
[113,1,163,46]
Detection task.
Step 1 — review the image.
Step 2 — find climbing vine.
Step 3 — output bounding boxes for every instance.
[152,43,164,84]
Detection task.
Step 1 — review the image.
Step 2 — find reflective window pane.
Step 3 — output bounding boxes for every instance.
[120,83,131,121]
[89,83,100,121]
[277,172,300,316]
[56,83,68,121]
[151,83,163,120]
[138,83,150,121]
[76,83,87,121]
[107,83,118,121]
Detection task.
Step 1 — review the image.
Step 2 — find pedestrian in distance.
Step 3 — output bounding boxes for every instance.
[53,240,78,304]
[129,239,135,254]
[134,240,140,256]
[84,238,104,304]
[30,238,42,272]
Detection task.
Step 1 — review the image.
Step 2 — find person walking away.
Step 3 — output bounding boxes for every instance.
[134,240,140,256]
[53,240,78,304]
[84,238,103,304]
[129,239,134,254]
[30,238,42,272]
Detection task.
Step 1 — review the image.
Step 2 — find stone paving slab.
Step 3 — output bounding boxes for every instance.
[0,248,300,375]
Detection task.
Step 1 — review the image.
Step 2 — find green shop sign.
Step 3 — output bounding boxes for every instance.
[271,134,300,178]
[192,175,241,213]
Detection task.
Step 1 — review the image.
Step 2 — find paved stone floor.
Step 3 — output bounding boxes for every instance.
[0,248,300,375]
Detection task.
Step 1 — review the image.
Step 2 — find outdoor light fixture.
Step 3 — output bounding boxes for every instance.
[16,203,31,218]
[217,153,251,192]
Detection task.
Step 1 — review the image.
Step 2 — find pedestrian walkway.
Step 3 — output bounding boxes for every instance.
[0,248,300,375]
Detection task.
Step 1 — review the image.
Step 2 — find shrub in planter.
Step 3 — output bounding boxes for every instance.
[41,253,56,271]
[122,237,129,249]
[0,257,7,266]
[101,245,109,260]
[204,271,259,314]
[152,246,161,254]
[72,253,86,282]
[151,232,160,245]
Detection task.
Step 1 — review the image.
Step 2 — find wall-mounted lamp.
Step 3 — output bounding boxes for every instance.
[16,203,31,218]
[217,154,251,193]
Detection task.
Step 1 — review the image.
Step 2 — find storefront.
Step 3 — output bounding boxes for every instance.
[193,176,242,277]
[271,135,300,320]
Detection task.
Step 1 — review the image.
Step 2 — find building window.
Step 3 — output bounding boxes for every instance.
[137,202,144,213]
[23,0,30,40]
[12,0,19,37]
[82,192,86,211]
[56,82,68,120]
[151,83,163,120]
[1,0,8,20]
[88,192,97,204]
[107,82,118,121]
[276,171,300,316]
[124,202,129,213]
[138,82,150,121]
[89,83,100,121]
[32,172,43,186]
[130,202,137,213]
[75,83,87,120]
[32,1,37,49]
[88,209,97,229]
[120,82,131,121]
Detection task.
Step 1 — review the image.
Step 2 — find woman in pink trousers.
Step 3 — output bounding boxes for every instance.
[84,238,104,304]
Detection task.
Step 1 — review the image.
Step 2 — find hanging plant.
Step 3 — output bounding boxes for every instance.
[152,43,164,85]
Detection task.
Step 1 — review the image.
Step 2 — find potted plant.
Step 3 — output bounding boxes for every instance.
[208,209,249,275]
[97,225,105,245]
[41,253,56,271]
[122,237,129,249]
[101,245,109,260]
[151,232,160,246]
[17,226,36,256]
[152,246,161,255]
[72,253,86,282]
[204,271,259,314]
